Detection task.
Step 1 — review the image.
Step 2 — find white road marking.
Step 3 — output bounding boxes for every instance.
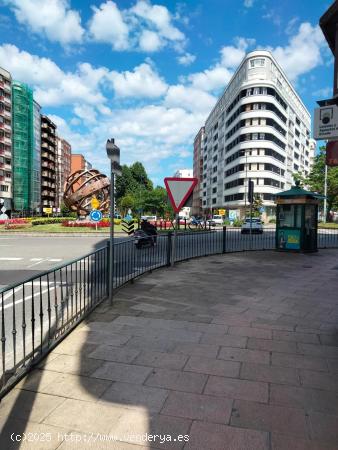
[48,258,62,262]
[27,259,47,268]
[3,286,56,310]
[0,257,23,261]
[30,258,43,261]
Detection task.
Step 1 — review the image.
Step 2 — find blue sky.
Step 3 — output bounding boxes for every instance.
[0,0,333,185]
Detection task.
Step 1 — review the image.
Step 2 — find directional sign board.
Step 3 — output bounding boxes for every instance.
[314,105,338,140]
[164,177,198,213]
[90,209,102,222]
[121,219,135,235]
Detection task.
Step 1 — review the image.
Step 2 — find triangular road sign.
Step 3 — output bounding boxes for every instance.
[164,177,198,213]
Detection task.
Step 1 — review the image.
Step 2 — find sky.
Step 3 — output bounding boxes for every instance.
[0,0,334,186]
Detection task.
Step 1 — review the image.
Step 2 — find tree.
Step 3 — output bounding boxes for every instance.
[141,186,172,216]
[303,146,338,221]
[130,162,153,191]
[119,194,135,215]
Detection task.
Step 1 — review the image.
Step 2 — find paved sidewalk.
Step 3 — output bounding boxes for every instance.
[1,250,338,449]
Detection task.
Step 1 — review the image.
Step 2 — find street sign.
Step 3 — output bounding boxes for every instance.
[1,206,6,213]
[90,209,102,222]
[314,105,338,140]
[326,140,338,166]
[43,207,52,214]
[121,219,135,235]
[218,209,226,216]
[91,196,100,210]
[164,177,198,213]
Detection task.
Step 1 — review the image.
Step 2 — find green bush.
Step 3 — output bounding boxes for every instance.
[31,217,76,226]
[269,218,276,224]
[232,219,243,227]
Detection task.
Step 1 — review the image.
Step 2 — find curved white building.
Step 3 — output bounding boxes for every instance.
[201,50,315,219]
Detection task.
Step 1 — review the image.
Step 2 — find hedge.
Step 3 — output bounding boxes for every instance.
[31,217,76,226]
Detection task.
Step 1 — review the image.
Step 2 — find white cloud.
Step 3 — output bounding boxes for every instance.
[107,62,168,98]
[244,0,254,7]
[165,85,216,114]
[0,44,107,106]
[220,37,255,68]
[270,22,326,81]
[177,53,196,66]
[88,1,129,50]
[5,0,84,45]
[139,30,162,52]
[73,104,97,125]
[131,0,185,42]
[88,0,186,53]
[313,87,332,98]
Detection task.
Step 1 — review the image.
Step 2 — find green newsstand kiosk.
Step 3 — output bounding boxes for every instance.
[275,181,324,252]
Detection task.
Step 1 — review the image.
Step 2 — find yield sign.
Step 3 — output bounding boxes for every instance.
[164,177,198,213]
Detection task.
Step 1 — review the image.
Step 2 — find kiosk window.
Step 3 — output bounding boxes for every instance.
[279,205,294,227]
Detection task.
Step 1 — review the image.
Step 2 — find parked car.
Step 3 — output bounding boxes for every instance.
[211,215,224,225]
[141,215,157,222]
[190,216,203,225]
[241,218,263,234]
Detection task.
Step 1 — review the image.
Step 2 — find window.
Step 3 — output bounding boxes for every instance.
[212,198,217,204]
[253,87,260,95]
[252,133,258,140]
[250,58,265,68]
[213,155,217,162]
[212,176,217,183]
[0,185,9,192]
[246,88,252,96]
[213,166,217,173]
[212,187,217,194]
[259,133,265,140]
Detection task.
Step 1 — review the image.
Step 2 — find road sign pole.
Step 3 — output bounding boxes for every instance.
[171,213,178,267]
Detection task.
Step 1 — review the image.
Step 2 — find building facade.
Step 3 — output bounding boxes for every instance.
[0,67,12,212]
[41,115,57,210]
[192,127,205,216]
[12,81,34,212]
[200,51,315,219]
[56,135,71,211]
[31,101,41,212]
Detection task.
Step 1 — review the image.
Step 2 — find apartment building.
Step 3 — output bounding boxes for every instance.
[41,115,57,210]
[200,50,315,219]
[56,135,71,210]
[192,127,205,216]
[0,67,12,212]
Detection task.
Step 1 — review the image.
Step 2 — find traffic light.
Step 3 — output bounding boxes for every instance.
[248,179,254,204]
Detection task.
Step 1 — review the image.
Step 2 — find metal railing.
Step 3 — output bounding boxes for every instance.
[1,226,338,398]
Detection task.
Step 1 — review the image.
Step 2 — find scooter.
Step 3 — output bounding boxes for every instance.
[134,229,157,249]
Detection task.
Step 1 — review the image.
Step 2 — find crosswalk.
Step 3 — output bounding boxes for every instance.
[0,257,63,262]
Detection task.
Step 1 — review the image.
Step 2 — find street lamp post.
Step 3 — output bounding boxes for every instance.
[106,138,122,305]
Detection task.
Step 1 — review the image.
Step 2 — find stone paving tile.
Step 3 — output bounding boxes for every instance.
[211,314,253,327]
[14,368,61,392]
[241,362,300,386]
[161,391,233,424]
[145,368,207,393]
[200,333,247,348]
[73,329,132,346]
[58,439,148,450]
[90,361,153,384]
[228,326,272,340]
[250,319,295,332]
[299,369,338,392]
[298,342,338,358]
[99,381,169,413]
[184,355,240,378]
[327,359,338,373]
[271,352,328,371]
[0,418,71,450]
[247,337,298,354]
[308,411,338,444]
[110,410,191,450]
[272,330,320,344]
[319,333,338,346]
[204,375,268,403]
[133,351,188,370]
[39,354,104,376]
[185,420,269,450]
[52,340,99,357]
[172,342,219,358]
[43,398,125,434]
[125,336,178,352]
[28,372,112,402]
[218,347,270,365]
[270,383,338,415]
[0,389,66,425]
[231,399,308,437]
[271,432,338,450]
[87,344,140,364]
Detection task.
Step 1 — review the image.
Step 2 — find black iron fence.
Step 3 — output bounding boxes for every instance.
[1,226,338,398]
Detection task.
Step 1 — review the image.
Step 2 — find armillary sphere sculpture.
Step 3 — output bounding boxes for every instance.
[63,169,110,216]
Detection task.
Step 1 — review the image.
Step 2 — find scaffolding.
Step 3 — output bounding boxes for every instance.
[12,81,34,211]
